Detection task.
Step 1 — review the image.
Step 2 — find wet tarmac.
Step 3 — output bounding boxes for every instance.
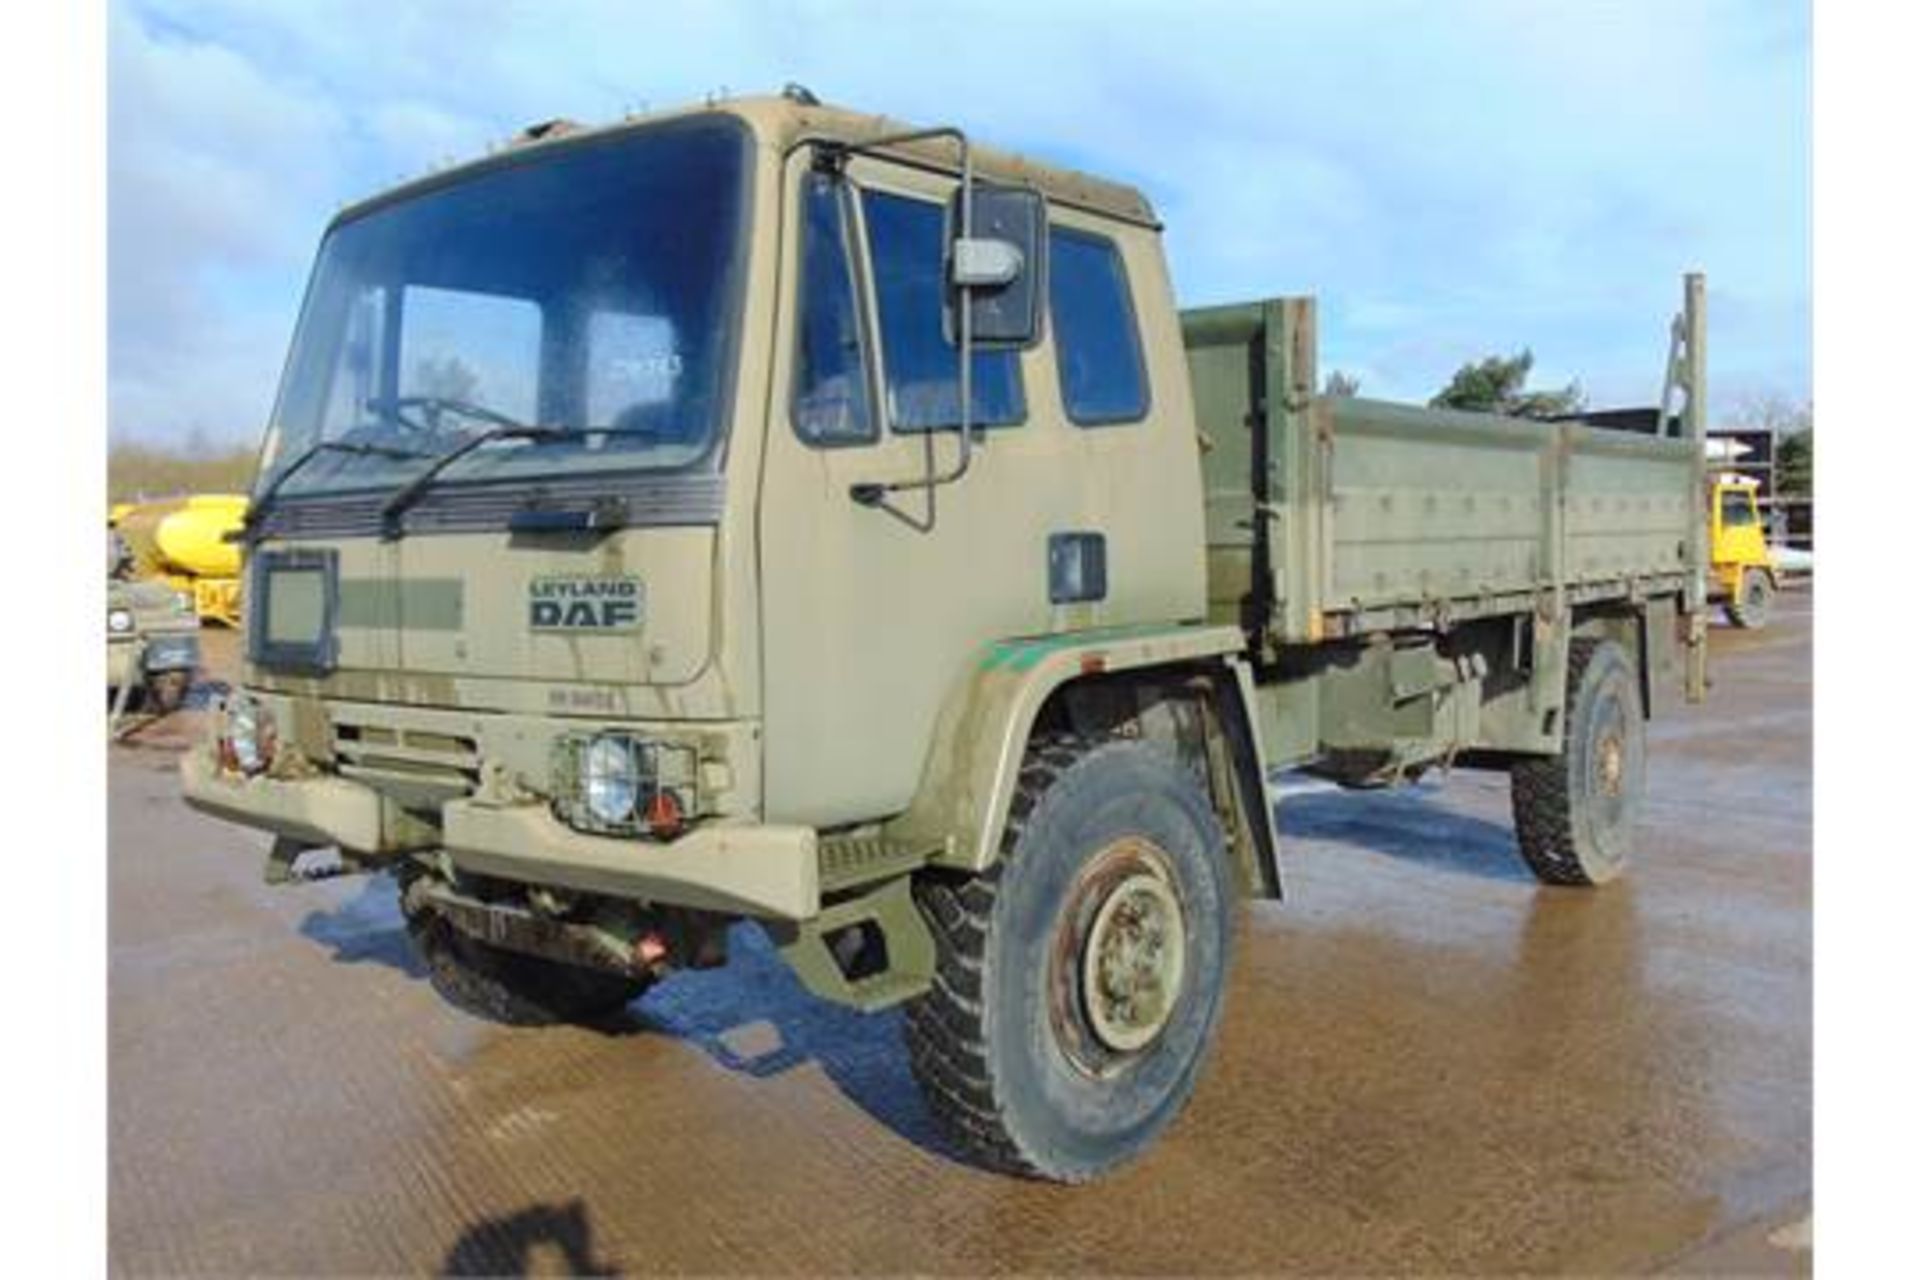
[108,592,1811,1275]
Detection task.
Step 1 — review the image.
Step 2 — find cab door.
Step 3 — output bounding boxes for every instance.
[1714,483,1770,583]
[757,149,1097,829]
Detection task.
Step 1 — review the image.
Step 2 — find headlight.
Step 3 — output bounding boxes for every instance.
[173,591,195,615]
[108,608,134,634]
[220,693,276,776]
[554,733,697,839]
[583,735,641,827]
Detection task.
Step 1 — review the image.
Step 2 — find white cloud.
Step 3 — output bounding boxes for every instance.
[109,0,1809,443]
[108,1,348,440]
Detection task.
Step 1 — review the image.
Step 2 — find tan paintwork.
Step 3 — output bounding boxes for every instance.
[181,744,396,851]
[443,800,817,919]
[757,146,1208,828]
[887,624,1253,870]
[186,689,764,825]
[345,97,1158,233]
[386,530,720,691]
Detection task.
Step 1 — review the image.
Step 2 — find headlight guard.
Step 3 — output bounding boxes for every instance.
[551,732,698,839]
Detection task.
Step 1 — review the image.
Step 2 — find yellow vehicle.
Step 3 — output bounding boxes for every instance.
[1710,475,1777,628]
[109,494,248,627]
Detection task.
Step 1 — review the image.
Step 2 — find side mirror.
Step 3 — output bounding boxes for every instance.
[945,183,1047,348]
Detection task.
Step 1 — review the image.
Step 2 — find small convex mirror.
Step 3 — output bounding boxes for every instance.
[945,182,1047,348]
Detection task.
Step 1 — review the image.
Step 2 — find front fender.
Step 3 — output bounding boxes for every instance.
[882,624,1272,878]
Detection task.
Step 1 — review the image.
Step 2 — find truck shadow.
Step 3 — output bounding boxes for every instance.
[185,676,230,710]
[297,874,428,978]
[624,923,968,1166]
[292,794,1524,1177]
[1277,778,1533,883]
[295,884,965,1166]
[439,1197,618,1277]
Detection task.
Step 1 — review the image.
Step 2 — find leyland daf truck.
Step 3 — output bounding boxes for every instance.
[184,90,1709,1182]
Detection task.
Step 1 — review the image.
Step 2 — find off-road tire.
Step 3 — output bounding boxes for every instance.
[903,736,1236,1182]
[1510,638,1644,886]
[1725,569,1773,629]
[142,670,190,715]
[406,908,650,1027]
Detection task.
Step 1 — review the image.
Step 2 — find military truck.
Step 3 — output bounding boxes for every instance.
[183,91,1708,1182]
[108,576,201,714]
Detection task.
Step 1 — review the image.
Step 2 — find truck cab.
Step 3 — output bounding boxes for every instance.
[185,91,1207,892]
[1710,474,1777,627]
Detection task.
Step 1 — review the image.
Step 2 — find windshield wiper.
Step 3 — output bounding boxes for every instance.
[368,394,529,436]
[240,439,431,542]
[378,424,658,540]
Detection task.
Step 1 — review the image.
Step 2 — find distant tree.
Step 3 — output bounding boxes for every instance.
[108,438,258,502]
[413,356,481,405]
[1777,429,1812,496]
[1323,369,1362,397]
[1430,349,1584,420]
[1727,393,1813,495]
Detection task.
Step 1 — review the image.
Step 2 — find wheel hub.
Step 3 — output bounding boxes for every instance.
[1598,731,1625,797]
[1080,868,1186,1053]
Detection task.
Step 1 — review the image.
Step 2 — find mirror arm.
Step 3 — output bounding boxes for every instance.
[813,127,979,528]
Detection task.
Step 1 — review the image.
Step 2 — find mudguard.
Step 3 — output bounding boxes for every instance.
[882,623,1279,893]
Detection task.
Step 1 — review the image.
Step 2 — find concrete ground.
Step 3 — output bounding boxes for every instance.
[108,591,1811,1276]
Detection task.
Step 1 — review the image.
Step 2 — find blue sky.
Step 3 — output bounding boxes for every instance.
[109,0,1809,445]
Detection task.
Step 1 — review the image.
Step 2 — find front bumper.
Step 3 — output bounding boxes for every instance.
[180,745,820,920]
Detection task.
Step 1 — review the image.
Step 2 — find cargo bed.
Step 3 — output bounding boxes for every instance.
[1183,295,1707,648]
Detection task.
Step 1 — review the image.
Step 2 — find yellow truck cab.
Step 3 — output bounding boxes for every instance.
[1710,475,1776,628]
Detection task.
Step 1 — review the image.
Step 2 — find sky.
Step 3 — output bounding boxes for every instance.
[108,0,1809,446]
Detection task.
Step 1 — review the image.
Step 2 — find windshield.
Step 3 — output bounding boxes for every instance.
[260,116,750,501]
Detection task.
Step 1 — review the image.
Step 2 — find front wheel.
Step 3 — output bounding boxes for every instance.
[904,737,1236,1182]
[1725,569,1773,629]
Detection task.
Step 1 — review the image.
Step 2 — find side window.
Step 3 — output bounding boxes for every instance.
[1721,488,1758,527]
[861,188,1024,432]
[399,285,541,424]
[793,174,876,445]
[1050,227,1149,425]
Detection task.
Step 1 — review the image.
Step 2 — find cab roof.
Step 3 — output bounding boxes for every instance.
[334,91,1160,230]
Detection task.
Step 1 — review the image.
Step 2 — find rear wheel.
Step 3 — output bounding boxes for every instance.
[1510,638,1644,886]
[406,907,650,1027]
[904,737,1236,1182]
[1725,569,1773,629]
